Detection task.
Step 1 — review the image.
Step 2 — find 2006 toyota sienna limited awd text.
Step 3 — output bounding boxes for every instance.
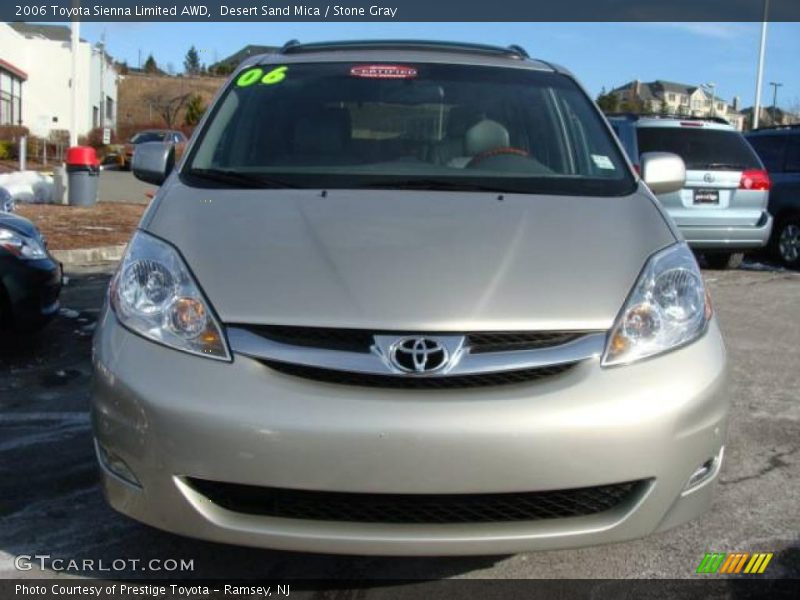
[91,40,728,556]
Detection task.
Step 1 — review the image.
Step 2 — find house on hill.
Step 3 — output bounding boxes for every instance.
[208,45,281,74]
[608,79,744,129]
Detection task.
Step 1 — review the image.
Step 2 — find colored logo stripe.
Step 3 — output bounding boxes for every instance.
[697,553,726,573]
[696,552,773,574]
[744,553,773,574]
[719,553,749,573]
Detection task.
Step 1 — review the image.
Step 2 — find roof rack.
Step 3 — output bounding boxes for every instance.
[277,39,529,59]
[604,112,731,125]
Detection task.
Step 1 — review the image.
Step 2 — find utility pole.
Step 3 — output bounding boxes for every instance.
[69,0,80,147]
[769,81,783,122]
[98,31,105,129]
[753,0,769,129]
[703,83,717,117]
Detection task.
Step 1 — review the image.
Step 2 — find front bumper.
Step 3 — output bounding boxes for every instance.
[92,311,728,555]
[0,254,62,328]
[679,212,773,250]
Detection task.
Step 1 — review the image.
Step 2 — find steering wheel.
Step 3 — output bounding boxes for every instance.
[467,147,529,168]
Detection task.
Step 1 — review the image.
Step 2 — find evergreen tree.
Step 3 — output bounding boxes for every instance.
[184,94,206,126]
[184,46,201,76]
[143,54,158,74]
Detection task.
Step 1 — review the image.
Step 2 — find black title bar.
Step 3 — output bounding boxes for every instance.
[5,0,800,22]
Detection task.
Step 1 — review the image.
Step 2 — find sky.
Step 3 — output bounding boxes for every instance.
[77,21,800,111]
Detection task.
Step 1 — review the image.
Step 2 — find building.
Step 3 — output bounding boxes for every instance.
[739,106,800,130]
[208,44,280,74]
[0,22,118,138]
[608,80,745,130]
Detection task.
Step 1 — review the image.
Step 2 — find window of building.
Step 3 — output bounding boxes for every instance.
[0,65,25,126]
[93,106,99,128]
[106,96,114,121]
[668,93,676,102]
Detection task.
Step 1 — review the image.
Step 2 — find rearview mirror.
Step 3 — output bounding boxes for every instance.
[640,152,685,196]
[132,142,175,186]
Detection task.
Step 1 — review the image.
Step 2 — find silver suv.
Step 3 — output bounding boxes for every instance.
[610,114,772,269]
[92,40,727,555]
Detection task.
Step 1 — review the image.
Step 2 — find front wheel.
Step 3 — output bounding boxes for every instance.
[772,216,800,269]
[704,252,744,270]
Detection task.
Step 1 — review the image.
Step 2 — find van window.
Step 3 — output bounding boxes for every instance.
[747,135,787,173]
[636,127,762,171]
[784,135,800,173]
[186,63,635,196]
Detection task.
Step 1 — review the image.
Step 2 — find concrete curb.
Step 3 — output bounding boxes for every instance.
[51,244,126,266]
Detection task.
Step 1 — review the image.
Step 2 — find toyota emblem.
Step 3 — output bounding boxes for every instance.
[389,337,449,373]
[704,173,715,183]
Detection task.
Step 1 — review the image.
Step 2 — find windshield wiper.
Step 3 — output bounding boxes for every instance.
[185,168,298,189]
[362,179,519,193]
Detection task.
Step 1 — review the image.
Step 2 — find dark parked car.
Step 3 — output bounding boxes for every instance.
[122,130,187,169]
[746,125,800,268]
[0,207,62,330]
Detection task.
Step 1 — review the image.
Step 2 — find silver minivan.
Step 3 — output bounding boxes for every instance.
[92,40,727,555]
[610,115,772,269]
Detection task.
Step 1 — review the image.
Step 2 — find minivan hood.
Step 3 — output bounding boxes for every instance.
[145,185,675,331]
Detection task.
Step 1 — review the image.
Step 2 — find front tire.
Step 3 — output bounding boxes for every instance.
[704,252,744,270]
[771,216,800,269]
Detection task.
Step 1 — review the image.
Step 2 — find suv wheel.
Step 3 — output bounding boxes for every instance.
[773,216,800,268]
[704,252,744,270]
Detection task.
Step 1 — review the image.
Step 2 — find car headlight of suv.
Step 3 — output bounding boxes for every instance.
[0,227,47,259]
[602,243,712,367]
[110,230,230,361]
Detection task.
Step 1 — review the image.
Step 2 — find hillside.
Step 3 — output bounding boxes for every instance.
[117,72,226,132]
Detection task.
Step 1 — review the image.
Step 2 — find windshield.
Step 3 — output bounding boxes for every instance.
[636,127,762,171]
[185,62,634,195]
[131,131,169,143]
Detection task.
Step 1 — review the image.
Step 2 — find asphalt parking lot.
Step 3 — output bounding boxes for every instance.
[0,262,798,581]
[98,167,157,204]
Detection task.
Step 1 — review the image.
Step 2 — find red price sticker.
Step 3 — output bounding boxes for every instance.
[350,65,418,79]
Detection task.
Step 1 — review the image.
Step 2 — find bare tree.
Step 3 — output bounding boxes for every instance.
[144,91,191,128]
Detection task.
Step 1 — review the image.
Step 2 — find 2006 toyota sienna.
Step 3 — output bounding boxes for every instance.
[91,40,728,555]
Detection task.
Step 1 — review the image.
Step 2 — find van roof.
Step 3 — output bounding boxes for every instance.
[240,39,559,73]
[607,113,735,131]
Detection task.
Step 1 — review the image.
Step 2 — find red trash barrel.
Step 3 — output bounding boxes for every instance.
[65,146,100,206]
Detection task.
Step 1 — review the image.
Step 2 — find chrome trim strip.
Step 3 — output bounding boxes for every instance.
[227,328,605,377]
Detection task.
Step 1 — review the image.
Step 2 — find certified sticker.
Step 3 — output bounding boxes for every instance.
[350,65,418,79]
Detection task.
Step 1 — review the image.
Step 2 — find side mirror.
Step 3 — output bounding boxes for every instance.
[640,152,686,196]
[132,142,175,186]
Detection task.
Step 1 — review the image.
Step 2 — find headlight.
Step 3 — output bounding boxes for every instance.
[0,227,47,259]
[602,243,711,367]
[110,230,230,361]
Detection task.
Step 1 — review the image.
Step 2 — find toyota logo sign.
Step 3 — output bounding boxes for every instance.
[389,337,449,373]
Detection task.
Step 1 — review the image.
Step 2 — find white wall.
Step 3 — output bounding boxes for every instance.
[0,23,118,138]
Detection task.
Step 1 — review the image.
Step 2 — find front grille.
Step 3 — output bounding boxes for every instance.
[238,325,374,353]
[186,478,645,524]
[466,331,586,353]
[235,325,590,354]
[261,360,576,388]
